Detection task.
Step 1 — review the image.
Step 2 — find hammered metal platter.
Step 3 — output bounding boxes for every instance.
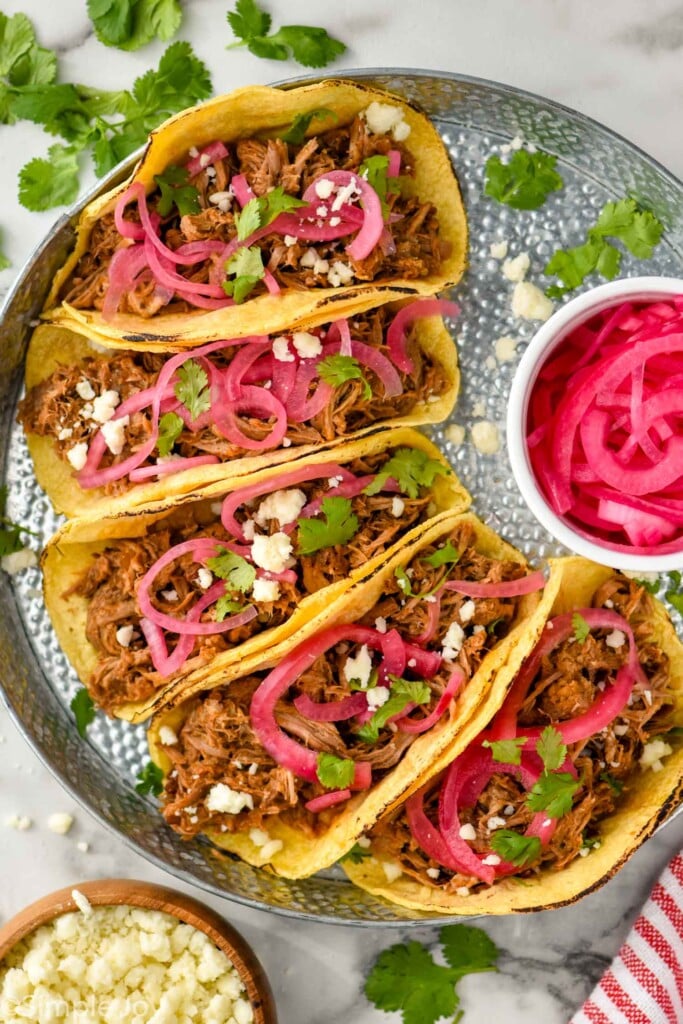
[1,70,682,925]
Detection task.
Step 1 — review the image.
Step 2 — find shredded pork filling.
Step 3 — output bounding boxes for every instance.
[18,309,446,496]
[368,577,674,891]
[66,450,432,712]
[60,117,448,315]
[159,522,529,841]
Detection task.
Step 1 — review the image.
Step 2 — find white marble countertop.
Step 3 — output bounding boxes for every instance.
[1,2,683,1022]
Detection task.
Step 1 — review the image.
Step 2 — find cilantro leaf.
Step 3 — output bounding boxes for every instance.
[227,0,271,41]
[536,725,567,772]
[599,771,623,796]
[365,941,460,1024]
[484,150,563,210]
[297,496,359,555]
[0,485,40,557]
[235,187,307,240]
[156,411,184,457]
[281,107,337,145]
[135,760,164,797]
[88,0,183,52]
[572,612,590,644]
[394,565,415,597]
[339,842,372,864]
[214,594,248,621]
[0,12,57,124]
[226,0,346,69]
[544,197,664,296]
[19,144,79,211]
[490,829,542,867]
[205,547,256,593]
[173,360,211,420]
[665,571,683,615]
[235,198,263,241]
[358,154,403,216]
[423,541,460,569]
[316,752,356,790]
[0,239,9,271]
[364,447,449,499]
[581,832,602,851]
[482,737,526,766]
[154,165,200,216]
[634,577,660,595]
[357,677,431,744]
[527,771,580,819]
[70,688,96,739]
[439,923,499,978]
[317,354,371,399]
[223,245,264,303]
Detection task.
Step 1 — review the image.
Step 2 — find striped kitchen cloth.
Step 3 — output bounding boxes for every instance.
[570,852,683,1024]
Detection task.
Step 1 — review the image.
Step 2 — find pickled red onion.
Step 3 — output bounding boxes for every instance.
[293,692,368,722]
[387,299,461,374]
[186,141,228,177]
[305,790,351,813]
[443,569,545,598]
[397,667,464,734]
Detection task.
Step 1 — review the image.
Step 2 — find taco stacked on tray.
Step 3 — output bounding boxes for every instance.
[43,80,467,348]
[343,558,683,912]
[147,513,558,877]
[19,298,459,517]
[42,429,469,721]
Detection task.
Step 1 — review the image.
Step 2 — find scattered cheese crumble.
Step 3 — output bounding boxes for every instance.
[47,813,74,836]
[159,726,179,746]
[254,488,307,528]
[640,738,673,773]
[291,331,322,359]
[381,860,403,883]
[343,644,373,689]
[444,424,466,447]
[489,240,508,260]
[252,578,281,603]
[206,784,254,815]
[4,815,31,831]
[471,420,501,455]
[502,252,530,282]
[512,281,554,322]
[101,415,130,456]
[495,335,517,362]
[1,548,38,575]
[66,443,89,471]
[458,823,476,841]
[250,532,293,574]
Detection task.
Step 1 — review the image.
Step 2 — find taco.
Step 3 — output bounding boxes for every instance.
[147,513,559,878]
[19,298,459,518]
[44,80,467,349]
[42,428,469,721]
[344,558,683,913]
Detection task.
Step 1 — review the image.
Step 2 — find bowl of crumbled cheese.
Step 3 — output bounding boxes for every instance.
[0,879,276,1024]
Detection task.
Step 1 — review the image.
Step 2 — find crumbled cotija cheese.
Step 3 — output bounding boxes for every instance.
[511,281,554,322]
[471,420,501,455]
[444,424,466,447]
[0,904,254,1024]
[253,488,307,528]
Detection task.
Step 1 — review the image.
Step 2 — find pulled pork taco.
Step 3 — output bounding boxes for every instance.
[19,298,459,518]
[42,428,469,721]
[147,513,558,878]
[45,80,467,348]
[344,557,683,914]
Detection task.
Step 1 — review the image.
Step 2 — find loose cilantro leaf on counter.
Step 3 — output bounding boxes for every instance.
[484,150,563,210]
[665,571,683,616]
[364,447,449,499]
[0,485,40,557]
[206,548,256,593]
[317,752,356,790]
[339,842,372,864]
[223,245,265,303]
[136,761,164,797]
[235,186,307,240]
[423,541,460,569]
[70,688,96,738]
[156,411,184,457]
[0,243,9,271]
[297,496,359,555]
[536,725,567,772]
[227,0,347,68]
[490,829,541,868]
[0,12,57,124]
[214,594,248,621]
[280,107,337,145]
[527,771,580,819]
[483,736,526,766]
[317,354,371,399]
[544,198,664,297]
[572,612,590,644]
[174,360,211,420]
[365,923,499,1024]
[154,165,200,216]
[357,678,430,745]
[19,143,79,211]
[87,0,183,51]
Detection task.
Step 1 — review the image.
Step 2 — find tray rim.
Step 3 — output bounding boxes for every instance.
[2,66,683,927]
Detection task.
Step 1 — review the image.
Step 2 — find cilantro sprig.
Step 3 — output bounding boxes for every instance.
[527,770,579,819]
[87,0,182,51]
[359,154,404,217]
[70,687,96,738]
[156,411,184,458]
[544,198,664,298]
[235,186,307,241]
[357,677,431,744]
[364,448,450,500]
[484,149,563,210]
[0,485,40,558]
[571,612,590,644]
[365,924,499,1024]
[422,541,460,570]
[223,246,265,304]
[205,548,256,594]
[135,760,164,797]
[316,752,356,790]
[174,360,211,421]
[281,107,337,145]
[317,354,372,399]
[297,496,359,555]
[490,829,541,867]
[227,0,346,68]
[665,571,683,616]
[482,736,526,766]
[154,165,200,217]
[339,842,372,864]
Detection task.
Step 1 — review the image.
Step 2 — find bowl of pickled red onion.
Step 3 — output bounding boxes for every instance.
[507,277,683,571]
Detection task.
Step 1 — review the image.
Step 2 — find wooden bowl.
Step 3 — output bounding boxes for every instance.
[0,878,277,1023]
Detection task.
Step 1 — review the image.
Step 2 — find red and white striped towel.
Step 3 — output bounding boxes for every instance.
[570,852,683,1024]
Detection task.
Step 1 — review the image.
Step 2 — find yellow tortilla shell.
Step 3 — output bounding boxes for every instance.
[148,512,560,878]
[344,556,683,914]
[44,80,467,349]
[42,426,469,723]
[24,303,459,518]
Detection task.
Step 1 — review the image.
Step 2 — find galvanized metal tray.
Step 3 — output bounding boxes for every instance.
[1,70,682,925]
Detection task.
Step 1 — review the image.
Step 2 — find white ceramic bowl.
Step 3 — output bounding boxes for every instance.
[507,276,683,572]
